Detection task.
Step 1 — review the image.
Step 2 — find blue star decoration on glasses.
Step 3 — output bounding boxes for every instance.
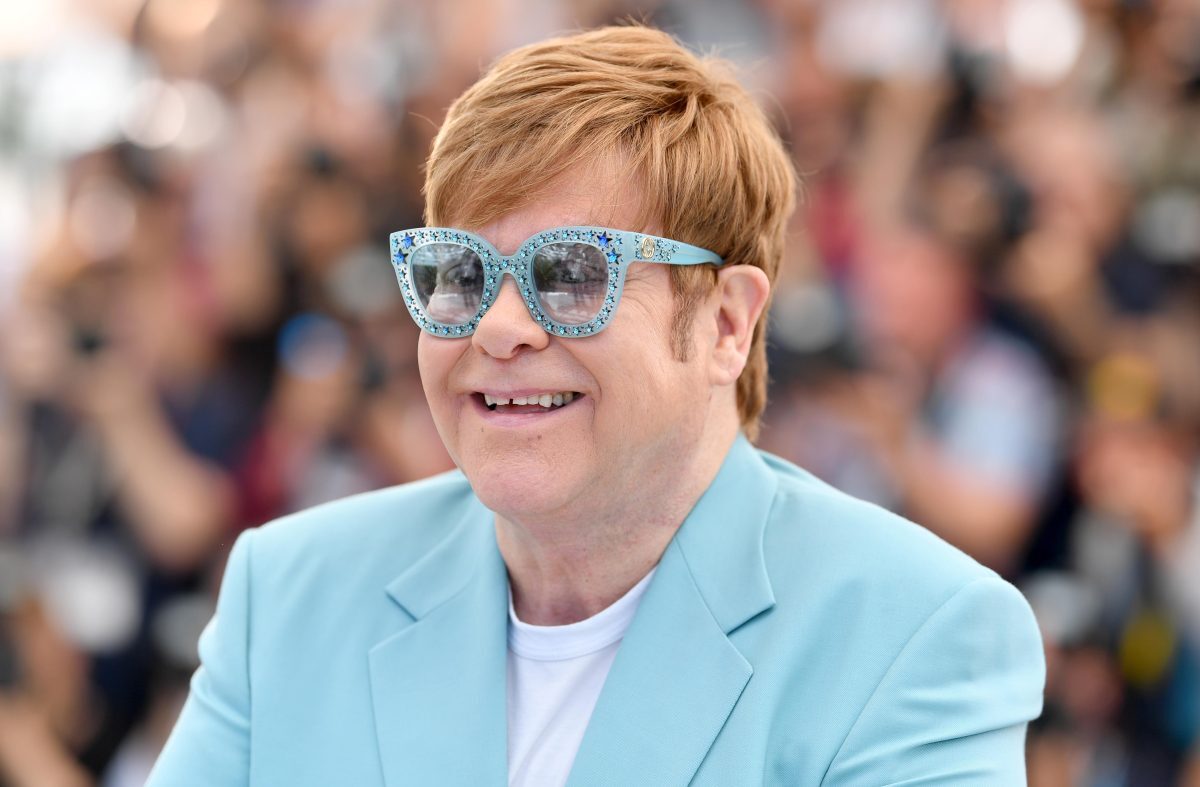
[591,231,621,263]
[387,226,720,340]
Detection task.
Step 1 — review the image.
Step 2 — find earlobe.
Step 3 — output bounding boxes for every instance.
[710,265,770,387]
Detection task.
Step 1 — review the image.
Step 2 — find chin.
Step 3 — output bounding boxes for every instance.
[462,457,581,521]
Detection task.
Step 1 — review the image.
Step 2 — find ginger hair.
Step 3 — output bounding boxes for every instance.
[423,24,796,439]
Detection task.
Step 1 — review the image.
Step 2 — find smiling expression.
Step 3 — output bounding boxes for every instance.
[416,173,715,522]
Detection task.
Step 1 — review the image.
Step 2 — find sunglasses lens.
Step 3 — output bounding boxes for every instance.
[532,243,609,325]
[409,243,484,325]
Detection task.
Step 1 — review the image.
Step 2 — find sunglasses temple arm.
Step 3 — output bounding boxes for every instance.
[630,237,725,267]
[672,246,725,266]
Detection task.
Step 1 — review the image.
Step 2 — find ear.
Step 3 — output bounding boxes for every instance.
[708,264,770,387]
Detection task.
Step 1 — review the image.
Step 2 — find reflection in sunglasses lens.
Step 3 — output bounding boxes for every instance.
[532,243,608,325]
[409,243,484,324]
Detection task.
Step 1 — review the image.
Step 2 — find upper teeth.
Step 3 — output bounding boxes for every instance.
[484,392,576,408]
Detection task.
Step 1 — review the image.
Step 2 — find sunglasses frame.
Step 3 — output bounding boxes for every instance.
[388,226,725,338]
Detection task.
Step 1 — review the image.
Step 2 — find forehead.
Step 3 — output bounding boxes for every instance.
[466,158,653,256]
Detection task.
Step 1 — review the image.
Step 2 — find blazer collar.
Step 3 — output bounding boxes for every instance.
[368,435,780,787]
[383,491,495,620]
[671,433,779,633]
[369,495,509,787]
[565,434,779,786]
[380,434,779,628]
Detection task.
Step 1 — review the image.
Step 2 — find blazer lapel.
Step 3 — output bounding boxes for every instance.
[367,501,509,787]
[567,436,780,786]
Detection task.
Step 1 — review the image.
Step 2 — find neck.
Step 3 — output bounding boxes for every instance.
[497,415,739,625]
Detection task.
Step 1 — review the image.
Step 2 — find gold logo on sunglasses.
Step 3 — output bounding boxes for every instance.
[639,237,656,259]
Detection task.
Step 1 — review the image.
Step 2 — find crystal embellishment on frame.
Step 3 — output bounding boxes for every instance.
[390,227,628,338]
[388,226,714,338]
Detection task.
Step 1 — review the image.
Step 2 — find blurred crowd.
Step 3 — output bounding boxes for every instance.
[0,0,1198,784]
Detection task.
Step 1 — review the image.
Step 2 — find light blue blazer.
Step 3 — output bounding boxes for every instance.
[148,437,1045,786]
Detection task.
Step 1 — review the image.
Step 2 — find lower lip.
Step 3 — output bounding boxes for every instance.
[470,394,584,427]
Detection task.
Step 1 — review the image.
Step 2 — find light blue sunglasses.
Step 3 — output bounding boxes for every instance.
[388,226,724,337]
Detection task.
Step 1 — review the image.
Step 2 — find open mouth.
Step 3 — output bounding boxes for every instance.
[475,391,583,413]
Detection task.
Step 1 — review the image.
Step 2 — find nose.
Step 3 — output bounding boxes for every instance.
[472,274,550,359]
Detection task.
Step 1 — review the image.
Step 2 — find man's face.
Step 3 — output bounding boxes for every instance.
[416,173,713,521]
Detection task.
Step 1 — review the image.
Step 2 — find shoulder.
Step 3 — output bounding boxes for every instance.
[744,450,1044,742]
[762,449,989,576]
[754,449,1027,629]
[236,469,479,589]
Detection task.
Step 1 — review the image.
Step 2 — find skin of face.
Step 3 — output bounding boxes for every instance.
[416,173,722,535]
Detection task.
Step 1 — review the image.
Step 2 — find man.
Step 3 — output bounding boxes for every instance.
[148,25,1044,786]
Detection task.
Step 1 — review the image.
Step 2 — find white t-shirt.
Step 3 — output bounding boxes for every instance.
[506,568,656,787]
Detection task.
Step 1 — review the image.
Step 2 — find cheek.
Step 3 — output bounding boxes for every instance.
[416,336,464,426]
[606,281,706,401]
[587,329,702,430]
[415,335,440,393]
